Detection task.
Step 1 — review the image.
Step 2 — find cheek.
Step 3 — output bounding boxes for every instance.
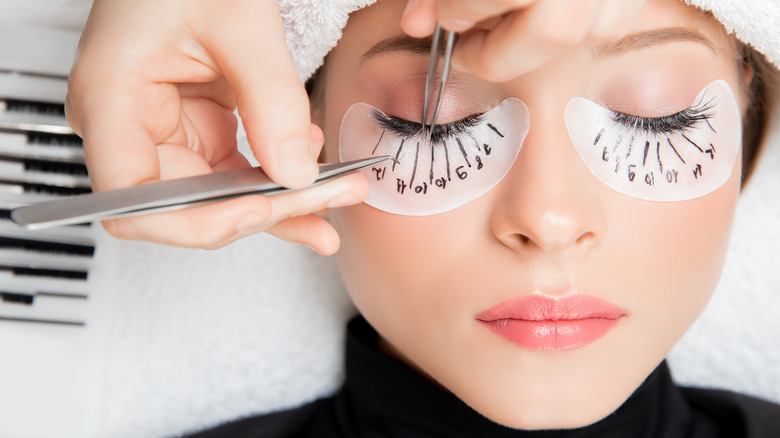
[332,205,456,318]
[611,156,741,353]
[331,206,424,318]
[330,202,493,351]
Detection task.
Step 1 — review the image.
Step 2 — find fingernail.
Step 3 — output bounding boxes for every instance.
[439,17,476,31]
[235,212,267,232]
[278,138,317,182]
[326,193,361,209]
[403,0,420,16]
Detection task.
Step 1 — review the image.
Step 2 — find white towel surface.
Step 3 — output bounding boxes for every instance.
[0,1,778,437]
[686,0,780,69]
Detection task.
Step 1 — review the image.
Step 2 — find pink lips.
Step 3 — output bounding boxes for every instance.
[476,294,625,351]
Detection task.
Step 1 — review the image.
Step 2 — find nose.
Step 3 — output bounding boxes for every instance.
[491,117,607,255]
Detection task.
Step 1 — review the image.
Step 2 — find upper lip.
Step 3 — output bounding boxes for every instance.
[475,293,625,322]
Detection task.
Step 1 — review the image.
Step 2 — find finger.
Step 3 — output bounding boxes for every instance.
[196,0,319,190]
[401,0,438,37]
[99,143,265,248]
[68,0,212,192]
[266,214,342,256]
[452,0,605,82]
[68,57,173,191]
[248,172,369,253]
[220,171,369,252]
[211,149,253,172]
[262,170,370,255]
[435,0,537,32]
[176,80,242,167]
[102,194,273,249]
[105,168,368,248]
[263,172,369,224]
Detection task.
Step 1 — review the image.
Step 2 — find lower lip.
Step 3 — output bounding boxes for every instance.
[476,294,624,351]
[479,318,620,351]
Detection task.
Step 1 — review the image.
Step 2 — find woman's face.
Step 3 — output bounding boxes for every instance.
[318,0,747,429]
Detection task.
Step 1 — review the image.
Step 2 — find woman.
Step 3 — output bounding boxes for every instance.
[181,0,780,436]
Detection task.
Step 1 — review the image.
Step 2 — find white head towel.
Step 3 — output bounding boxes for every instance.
[280,0,780,82]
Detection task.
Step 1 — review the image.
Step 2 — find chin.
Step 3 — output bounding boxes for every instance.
[480,402,621,431]
[460,388,626,431]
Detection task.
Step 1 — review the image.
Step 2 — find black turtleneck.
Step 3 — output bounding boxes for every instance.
[187,316,780,438]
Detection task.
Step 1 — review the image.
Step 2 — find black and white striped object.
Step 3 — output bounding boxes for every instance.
[0,24,119,438]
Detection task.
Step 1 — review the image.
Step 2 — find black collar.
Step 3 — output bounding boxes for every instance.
[315,316,718,438]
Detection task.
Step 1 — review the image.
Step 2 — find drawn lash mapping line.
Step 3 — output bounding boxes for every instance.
[612,135,623,153]
[626,136,635,159]
[666,138,686,164]
[594,128,605,146]
[707,143,717,159]
[456,138,471,167]
[656,141,663,172]
[705,118,717,133]
[681,133,704,152]
[643,141,650,167]
[372,130,386,155]
[392,139,405,171]
[699,94,719,134]
[429,142,436,185]
[487,123,504,138]
[444,140,452,181]
[409,141,420,186]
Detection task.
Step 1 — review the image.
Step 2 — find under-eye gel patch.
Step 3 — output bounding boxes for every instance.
[564,80,741,202]
[339,98,530,216]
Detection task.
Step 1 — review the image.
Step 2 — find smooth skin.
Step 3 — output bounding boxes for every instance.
[66,0,646,251]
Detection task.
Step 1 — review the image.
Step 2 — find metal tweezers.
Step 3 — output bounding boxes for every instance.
[422,25,457,142]
[10,155,393,230]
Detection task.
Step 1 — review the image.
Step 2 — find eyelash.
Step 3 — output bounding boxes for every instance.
[370,97,716,142]
[370,110,485,144]
[610,97,716,135]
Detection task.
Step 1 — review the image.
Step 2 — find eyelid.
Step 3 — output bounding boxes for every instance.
[371,111,485,143]
[608,97,716,135]
[609,98,712,119]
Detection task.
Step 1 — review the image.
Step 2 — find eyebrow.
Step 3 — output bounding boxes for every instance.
[360,27,716,64]
[360,35,434,64]
[593,27,715,58]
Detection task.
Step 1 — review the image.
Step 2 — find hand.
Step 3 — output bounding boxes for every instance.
[66,0,365,253]
[401,0,647,81]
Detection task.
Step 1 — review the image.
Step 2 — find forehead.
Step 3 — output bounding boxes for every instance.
[336,0,734,64]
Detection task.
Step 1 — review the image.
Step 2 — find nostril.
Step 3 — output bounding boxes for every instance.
[576,231,596,246]
[518,234,531,245]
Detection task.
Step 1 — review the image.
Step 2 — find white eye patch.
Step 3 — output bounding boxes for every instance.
[564,80,741,202]
[339,98,530,216]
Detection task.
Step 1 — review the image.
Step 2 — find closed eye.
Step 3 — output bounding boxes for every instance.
[610,95,716,135]
[371,110,484,144]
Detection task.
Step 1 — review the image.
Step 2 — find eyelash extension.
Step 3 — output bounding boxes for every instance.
[371,110,484,144]
[610,97,716,136]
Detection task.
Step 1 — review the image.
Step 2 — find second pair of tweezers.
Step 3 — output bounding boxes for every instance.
[421,25,458,142]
